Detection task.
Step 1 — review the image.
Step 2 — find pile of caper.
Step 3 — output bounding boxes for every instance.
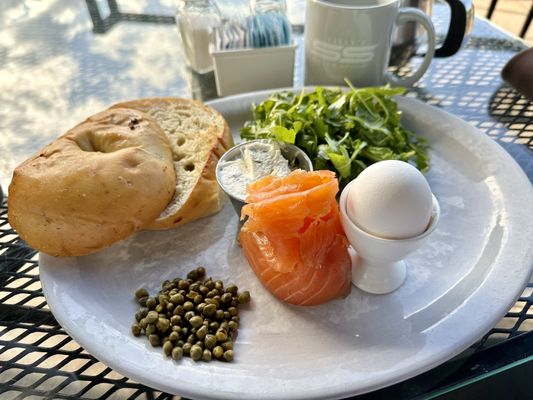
[131,267,250,362]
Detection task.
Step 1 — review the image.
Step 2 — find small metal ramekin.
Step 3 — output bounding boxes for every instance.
[216,139,313,217]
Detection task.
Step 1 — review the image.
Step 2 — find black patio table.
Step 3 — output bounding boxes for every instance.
[0,1,532,399]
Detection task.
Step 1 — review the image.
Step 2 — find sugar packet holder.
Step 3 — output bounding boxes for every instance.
[211,11,296,97]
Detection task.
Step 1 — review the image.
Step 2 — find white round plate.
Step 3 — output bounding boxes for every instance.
[40,91,533,400]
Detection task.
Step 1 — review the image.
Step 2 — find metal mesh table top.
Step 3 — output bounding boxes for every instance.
[0,1,532,399]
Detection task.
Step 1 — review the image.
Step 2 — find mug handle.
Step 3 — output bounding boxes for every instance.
[435,0,471,57]
[385,7,436,87]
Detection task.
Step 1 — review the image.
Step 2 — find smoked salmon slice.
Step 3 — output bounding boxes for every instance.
[239,170,352,306]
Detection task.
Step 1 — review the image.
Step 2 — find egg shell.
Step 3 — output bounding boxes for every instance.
[346,160,433,239]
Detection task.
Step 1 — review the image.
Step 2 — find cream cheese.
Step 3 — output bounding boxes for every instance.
[218,141,291,200]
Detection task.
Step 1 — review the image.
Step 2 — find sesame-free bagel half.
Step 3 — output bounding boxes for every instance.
[8,108,176,257]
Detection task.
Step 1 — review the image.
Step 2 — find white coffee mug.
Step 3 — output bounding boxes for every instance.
[304,0,436,87]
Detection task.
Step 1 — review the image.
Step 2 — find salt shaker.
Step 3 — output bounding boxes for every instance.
[176,0,221,74]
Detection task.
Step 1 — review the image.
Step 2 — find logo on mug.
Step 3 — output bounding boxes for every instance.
[311,40,377,64]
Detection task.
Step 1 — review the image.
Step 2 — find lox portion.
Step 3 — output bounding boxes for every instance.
[239,170,352,306]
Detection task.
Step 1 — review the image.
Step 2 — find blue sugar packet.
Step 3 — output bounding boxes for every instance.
[247,11,291,48]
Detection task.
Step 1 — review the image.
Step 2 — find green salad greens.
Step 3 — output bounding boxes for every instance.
[240,84,430,188]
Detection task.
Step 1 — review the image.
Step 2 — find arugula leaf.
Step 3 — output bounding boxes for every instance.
[271,125,296,144]
[239,85,430,187]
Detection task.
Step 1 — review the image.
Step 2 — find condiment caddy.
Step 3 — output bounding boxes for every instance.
[176,0,296,96]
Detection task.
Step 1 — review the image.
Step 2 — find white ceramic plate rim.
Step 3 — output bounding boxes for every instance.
[40,88,533,400]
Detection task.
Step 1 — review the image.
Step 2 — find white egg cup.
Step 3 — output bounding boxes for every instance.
[339,180,440,295]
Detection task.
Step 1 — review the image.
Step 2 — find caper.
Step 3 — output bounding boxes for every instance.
[226,284,238,295]
[181,327,189,336]
[159,294,169,305]
[205,298,219,307]
[221,293,232,304]
[215,310,224,321]
[215,280,224,290]
[182,342,192,355]
[172,325,180,332]
[138,307,149,318]
[202,349,212,362]
[193,294,203,304]
[146,297,157,309]
[232,316,240,323]
[204,334,217,350]
[138,296,148,306]
[190,344,202,361]
[206,289,218,298]
[139,318,148,329]
[199,286,209,296]
[162,336,170,345]
[148,334,161,347]
[162,279,171,288]
[156,318,170,332]
[195,340,205,349]
[131,323,141,336]
[187,290,199,300]
[145,310,158,324]
[178,280,189,291]
[223,350,234,362]
[196,303,206,314]
[169,331,180,343]
[189,315,203,328]
[220,322,229,331]
[224,311,231,320]
[163,340,173,356]
[209,321,219,331]
[221,340,233,351]
[172,346,183,361]
[173,305,185,316]
[238,291,251,304]
[187,269,199,281]
[146,323,156,335]
[213,346,224,359]
[155,304,164,313]
[196,325,207,340]
[202,303,217,317]
[187,334,196,344]
[230,298,239,307]
[190,283,201,293]
[216,330,227,342]
[196,266,206,277]
[135,311,143,322]
[177,340,184,347]
[228,321,239,332]
[135,287,149,299]
[184,311,195,321]
[183,301,194,312]
[228,307,238,317]
[166,302,174,312]
[205,279,215,290]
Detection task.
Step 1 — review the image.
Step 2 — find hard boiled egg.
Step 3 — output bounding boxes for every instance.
[346,160,433,239]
